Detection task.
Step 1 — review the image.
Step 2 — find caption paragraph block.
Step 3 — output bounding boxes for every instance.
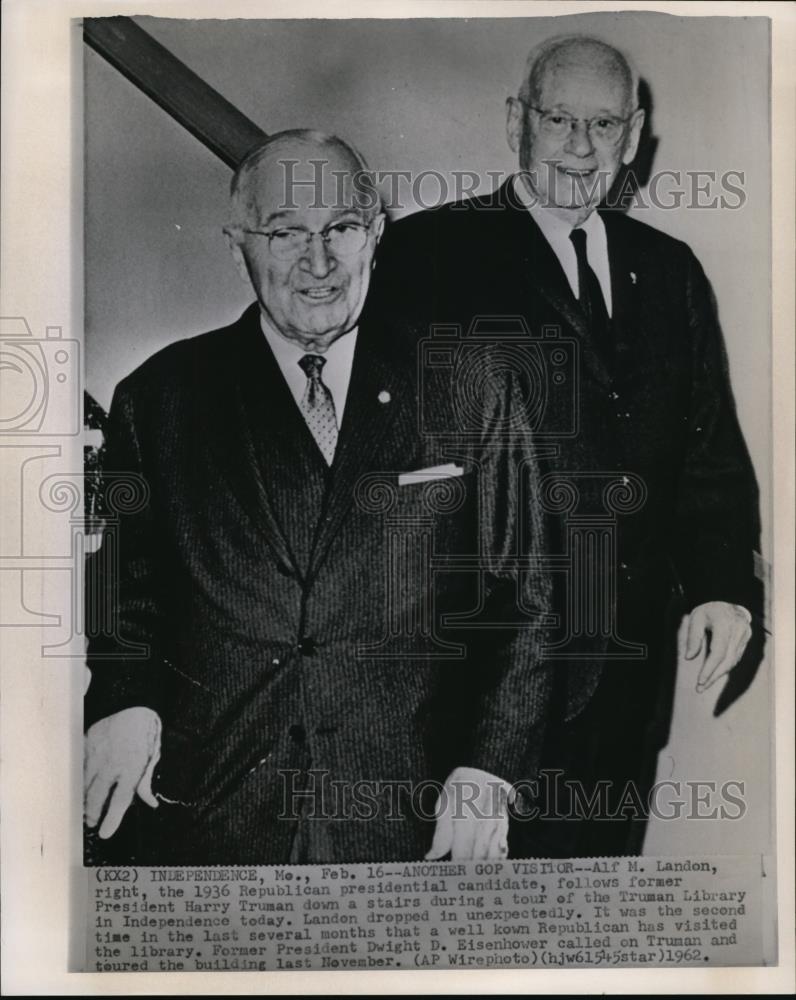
[82,854,771,972]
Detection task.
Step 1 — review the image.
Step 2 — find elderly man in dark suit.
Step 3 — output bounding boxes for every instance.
[372,36,762,856]
[83,130,552,865]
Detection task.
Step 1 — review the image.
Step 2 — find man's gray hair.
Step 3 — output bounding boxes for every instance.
[229,129,381,226]
[518,35,639,113]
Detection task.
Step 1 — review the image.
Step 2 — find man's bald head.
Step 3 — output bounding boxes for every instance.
[519,35,638,116]
[229,130,380,229]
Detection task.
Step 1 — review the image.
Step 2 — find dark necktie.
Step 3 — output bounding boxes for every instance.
[569,227,610,356]
[298,354,338,465]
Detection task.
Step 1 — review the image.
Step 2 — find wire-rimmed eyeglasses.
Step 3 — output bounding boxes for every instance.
[521,100,635,144]
[242,218,379,260]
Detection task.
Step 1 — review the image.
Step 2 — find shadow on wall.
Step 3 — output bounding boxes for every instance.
[611,77,659,213]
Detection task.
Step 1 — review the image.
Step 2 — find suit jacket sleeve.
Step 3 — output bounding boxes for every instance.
[671,250,762,618]
[85,378,167,729]
[458,371,553,788]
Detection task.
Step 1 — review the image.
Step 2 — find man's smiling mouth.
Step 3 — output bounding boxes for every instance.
[297,286,341,301]
[557,165,598,177]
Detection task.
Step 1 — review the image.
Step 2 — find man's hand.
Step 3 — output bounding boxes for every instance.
[84,707,162,839]
[678,601,753,693]
[425,766,512,861]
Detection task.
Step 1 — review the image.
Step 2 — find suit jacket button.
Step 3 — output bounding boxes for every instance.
[297,637,317,655]
[289,724,306,744]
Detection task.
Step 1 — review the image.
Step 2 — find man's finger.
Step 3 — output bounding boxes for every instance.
[98,779,136,840]
[450,814,481,860]
[676,614,690,663]
[696,626,731,690]
[472,820,495,860]
[698,653,732,691]
[83,751,100,794]
[731,621,753,667]
[699,623,751,691]
[486,823,503,859]
[685,610,706,660]
[84,772,113,829]
[486,818,509,860]
[136,745,161,810]
[425,807,452,860]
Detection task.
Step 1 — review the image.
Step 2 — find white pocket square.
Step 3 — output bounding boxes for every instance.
[398,463,464,486]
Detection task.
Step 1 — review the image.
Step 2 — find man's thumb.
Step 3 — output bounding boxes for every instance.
[685,610,705,660]
[136,744,161,810]
[425,811,452,860]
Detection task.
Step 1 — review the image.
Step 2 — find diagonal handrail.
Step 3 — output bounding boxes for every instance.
[83,16,267,168]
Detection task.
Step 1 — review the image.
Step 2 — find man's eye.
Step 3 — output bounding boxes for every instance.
[328,223,360,235]
[595,119,615,129]
[270,229,301,241]
[548,115,568,125]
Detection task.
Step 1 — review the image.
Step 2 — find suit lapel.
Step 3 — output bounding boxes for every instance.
[206,304,326,580]
[308,312,417,580]
[601,209,648,380]
[492,183,613,386]
[497,190,588,339]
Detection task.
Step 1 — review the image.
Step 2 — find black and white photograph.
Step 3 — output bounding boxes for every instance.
[1,0,794,993]
[82,9,771,864]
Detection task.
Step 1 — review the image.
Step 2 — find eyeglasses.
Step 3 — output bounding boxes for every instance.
[242,219,376,261]
[522,101,634,144]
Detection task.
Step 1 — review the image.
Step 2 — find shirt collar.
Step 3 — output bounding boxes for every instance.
[259,309,358,370]
[259,309,359,420]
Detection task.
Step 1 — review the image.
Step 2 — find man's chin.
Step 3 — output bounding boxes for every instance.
[549,172,610,211]
[288,313,354,350]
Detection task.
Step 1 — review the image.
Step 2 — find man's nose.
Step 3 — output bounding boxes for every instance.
[301,233,335,277]
[565,120,595,157]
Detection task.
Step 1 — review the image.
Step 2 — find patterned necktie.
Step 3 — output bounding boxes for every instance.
[569,227,610,356]
[298,353,338,465]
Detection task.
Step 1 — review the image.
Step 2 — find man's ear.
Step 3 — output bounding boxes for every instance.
[506,97,524,154]
[369,214,387,271]
[223,226,251,285]
[622,108,646,166]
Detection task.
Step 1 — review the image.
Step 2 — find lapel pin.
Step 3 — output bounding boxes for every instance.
[630,271,637,285]
[378,390,391,404]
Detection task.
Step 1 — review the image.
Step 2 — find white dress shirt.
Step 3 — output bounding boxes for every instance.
[513,175,613,317]
[260,311,358,425]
